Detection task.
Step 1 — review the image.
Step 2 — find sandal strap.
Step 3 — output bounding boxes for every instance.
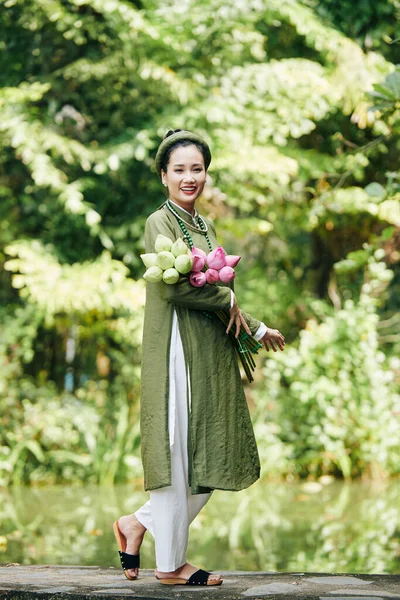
[118,550,140,569]
[187,569,211,585]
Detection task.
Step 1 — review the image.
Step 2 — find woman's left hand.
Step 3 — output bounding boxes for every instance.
[226,296,252,339]
[261,328,285,352]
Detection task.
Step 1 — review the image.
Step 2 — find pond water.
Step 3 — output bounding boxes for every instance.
[1,479,399,574]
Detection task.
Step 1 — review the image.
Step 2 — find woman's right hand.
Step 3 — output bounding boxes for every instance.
[261,328,285,352]
[226,296,252,339]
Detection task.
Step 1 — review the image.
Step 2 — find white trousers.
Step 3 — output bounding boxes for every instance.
[135,311,211,571]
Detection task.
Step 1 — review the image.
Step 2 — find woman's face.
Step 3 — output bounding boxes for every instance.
[161,144,206,213]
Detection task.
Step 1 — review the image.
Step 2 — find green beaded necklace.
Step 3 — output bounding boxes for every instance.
[165,200,213,252]
[165,199,214,320]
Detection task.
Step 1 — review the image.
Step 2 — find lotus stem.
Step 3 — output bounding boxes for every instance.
[215,310,261,383]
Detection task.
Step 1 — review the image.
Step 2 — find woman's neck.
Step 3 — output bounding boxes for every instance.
[168,198,196,217]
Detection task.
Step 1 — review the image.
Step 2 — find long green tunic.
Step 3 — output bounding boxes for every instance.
[140,203,262,494]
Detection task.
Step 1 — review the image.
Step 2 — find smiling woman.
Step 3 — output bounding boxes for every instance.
[112,129,285,587]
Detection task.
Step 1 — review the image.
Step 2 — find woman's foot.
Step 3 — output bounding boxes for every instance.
[155,562,222,585]
[117,514,146,579]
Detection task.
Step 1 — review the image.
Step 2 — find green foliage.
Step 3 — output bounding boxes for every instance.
[0,303,143,486]
[4,240,145,316]
[253,256,399,479]
[305,0,400,61]
[0,362,143,486]
[368,67,400,137]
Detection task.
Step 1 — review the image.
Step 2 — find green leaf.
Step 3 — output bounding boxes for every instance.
[364,182,386,200]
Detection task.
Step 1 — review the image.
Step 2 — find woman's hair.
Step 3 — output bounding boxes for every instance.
[159,129,210,174]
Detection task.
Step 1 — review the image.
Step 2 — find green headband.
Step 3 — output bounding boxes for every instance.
[154,130,212,177]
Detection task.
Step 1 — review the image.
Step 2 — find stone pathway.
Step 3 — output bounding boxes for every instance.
[1,565,400,599]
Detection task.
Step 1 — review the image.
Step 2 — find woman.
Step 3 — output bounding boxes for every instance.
[113,129,285,586]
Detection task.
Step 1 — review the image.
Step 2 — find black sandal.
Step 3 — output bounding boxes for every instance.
[113,520,140,580]
[118,550,140,578]
[157,568,223,586]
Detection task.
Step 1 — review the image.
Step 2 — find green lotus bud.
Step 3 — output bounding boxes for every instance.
[171,238,188,257]
[140,253,158,268]
[155,234,173,253]
[163,268,180,285]
[156,251,175,270]
[175,254,193,274]
[143,266,163,283]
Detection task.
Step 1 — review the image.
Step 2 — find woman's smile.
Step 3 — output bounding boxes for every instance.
[180,185,197,195]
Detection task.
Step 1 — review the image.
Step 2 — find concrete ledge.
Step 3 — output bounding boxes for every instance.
[1,565,400,600]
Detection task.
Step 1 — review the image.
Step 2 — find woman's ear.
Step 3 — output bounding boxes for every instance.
[161,170,167,187]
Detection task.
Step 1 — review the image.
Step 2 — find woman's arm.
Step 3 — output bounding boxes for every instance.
[240,309,263,337]
[144,211,232,313]
[207,217,285,349]
[207,218,264,338]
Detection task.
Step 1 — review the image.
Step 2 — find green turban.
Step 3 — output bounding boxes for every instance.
[154,130,212,178]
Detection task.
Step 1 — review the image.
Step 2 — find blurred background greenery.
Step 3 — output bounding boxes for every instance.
[1,479,400,572]
[1,0,400,494]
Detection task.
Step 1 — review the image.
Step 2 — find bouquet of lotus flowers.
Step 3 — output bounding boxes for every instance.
[141,235,193,284]
[141,234,262,382]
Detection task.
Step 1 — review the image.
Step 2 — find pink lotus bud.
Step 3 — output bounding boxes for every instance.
[192,246,207,261]
[190,271,207,287]
[191,247,207,272]
[192,255,206,272]
[225,255,241,268]
[219,266,235,283]
[206,246,226,270]
[205,268,219,284]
